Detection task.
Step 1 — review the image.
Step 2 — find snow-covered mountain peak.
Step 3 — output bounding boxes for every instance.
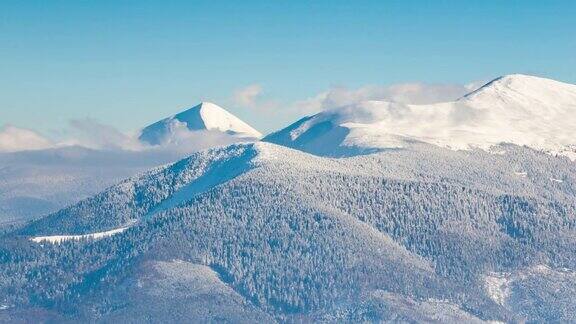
[139,102,262,145]
[194,102,262,136]
[461,74,576,106]
[265,74,576,158]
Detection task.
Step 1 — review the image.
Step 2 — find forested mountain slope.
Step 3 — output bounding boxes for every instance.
[1,142,575,322]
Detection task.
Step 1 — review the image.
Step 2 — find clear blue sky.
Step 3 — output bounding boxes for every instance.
[1,0,575,134]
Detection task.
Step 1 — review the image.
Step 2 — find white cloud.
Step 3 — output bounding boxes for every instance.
[291,82,475,115]
[155,128,252,153]
[140,119,253,153]
[0,119,247,156]
[60,119,243,153]
[61,118,143,151]
[0,120,144,153]
[232,84,279,112]
[233,84,263,107]
[0,125,54,152]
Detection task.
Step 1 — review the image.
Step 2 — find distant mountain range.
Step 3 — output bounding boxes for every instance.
[1,74,576,322]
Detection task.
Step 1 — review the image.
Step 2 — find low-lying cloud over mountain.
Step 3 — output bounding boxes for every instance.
[0,125,53,153]
[291,81,481,115]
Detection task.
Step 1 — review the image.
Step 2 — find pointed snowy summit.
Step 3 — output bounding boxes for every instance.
[139,102,262,145]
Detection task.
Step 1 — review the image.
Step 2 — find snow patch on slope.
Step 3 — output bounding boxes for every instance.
[484,265,576,308]
[484,273,512,306]
[31,226,128,244]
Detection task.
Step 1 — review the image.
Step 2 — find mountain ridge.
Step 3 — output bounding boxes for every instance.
[264,74,576,158]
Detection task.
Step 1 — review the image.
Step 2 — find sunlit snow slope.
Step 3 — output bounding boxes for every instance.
[265,74,576,158]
